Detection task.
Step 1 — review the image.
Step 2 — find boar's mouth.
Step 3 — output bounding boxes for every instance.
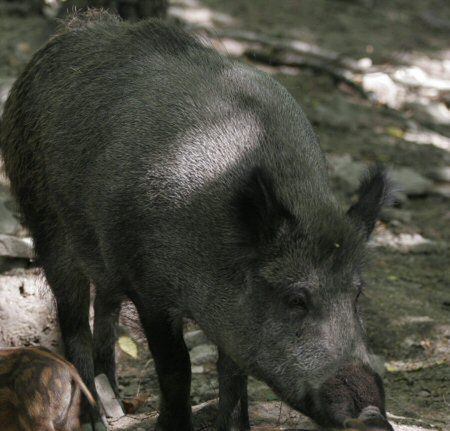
[292,363,390,429]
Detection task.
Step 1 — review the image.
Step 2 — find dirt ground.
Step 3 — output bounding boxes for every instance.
[0,0,449,430]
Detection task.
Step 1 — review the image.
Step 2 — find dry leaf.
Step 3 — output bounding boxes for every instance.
[122,394,148,414]
[118,335,139,359]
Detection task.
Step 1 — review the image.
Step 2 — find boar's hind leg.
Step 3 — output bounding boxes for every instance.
[93,291,121,395]
[38,240,105,431]
[134,303,193,431]
[217,350,250,431]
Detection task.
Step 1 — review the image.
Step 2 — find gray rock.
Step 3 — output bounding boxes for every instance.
[403,129,450,152]
[393,66,450,91]
[0,234,33,258]
[409,102,450,126]
[370,230,436,252]
[184,329,209,350]
[426,166,450,183]
[391,167,433,196]
[327,154,366,191]
[432,183,450,198]
[95,373,125,420]
[191,377,218,404]
[0,201,21,235]
[189,344,218,365]
[191,365,205,374]
[362,72,404,109]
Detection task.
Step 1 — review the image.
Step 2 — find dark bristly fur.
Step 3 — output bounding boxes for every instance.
[1,11,394,431]
[234,166,296,245]
[58,0,168,20]
[348,165,394,239]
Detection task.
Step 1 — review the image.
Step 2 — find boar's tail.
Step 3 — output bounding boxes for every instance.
[31,347,96,406]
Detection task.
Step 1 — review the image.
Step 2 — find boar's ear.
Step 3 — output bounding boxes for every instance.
[347,165,394,239]
[234,166,294,244]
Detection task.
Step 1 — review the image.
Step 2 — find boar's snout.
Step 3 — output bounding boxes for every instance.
[298,363,392,430]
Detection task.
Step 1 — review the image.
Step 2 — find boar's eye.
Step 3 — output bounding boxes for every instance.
[286,294,308,310]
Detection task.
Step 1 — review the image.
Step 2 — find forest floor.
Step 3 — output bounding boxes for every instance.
[0,0,449,430]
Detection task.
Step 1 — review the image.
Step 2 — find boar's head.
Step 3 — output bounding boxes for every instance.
[227,164,393,418]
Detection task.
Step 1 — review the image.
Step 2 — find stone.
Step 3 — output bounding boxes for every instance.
[184,329,210,350]
[370,230,435,252]
[189,344,218,365]
[409,102,450,126]
[362,72,404,109]
[95,373,125,420]
[391,167,433,196]
[403,129,450,152]
[432,183,450,198]
[426,166,450,182]
[0,201,21,235]
[191,365,205,374]
[0,234,34,258]
[327,153,366,191]
[393,66,450,91]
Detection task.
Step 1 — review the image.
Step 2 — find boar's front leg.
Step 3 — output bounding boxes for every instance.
[217,350,250,431]
[133,299,193,431]
[93,291,122,395]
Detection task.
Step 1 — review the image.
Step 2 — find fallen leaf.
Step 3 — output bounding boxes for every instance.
[387,275,399,281]
[118,335,139,359]
[386,126,404,138]
[122,394,148,414]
